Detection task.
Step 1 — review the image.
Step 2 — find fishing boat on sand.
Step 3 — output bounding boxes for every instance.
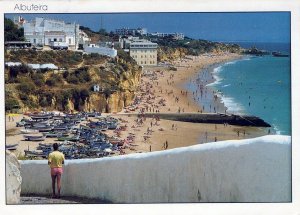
[20,129,39,134]
[6,143,19,150]
[24,150,48,158]
[29,113,53,120]
[23,134,45,141]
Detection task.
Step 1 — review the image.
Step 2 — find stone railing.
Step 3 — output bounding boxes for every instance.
[20,135,291,203]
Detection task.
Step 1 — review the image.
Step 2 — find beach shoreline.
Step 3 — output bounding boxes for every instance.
[5,52,268,158]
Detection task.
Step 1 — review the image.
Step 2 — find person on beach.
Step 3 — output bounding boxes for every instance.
[48,143,65,198]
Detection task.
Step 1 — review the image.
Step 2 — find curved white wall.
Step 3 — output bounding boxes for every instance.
[20,135,291,203]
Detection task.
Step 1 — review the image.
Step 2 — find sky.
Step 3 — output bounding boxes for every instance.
[5,12,290,43]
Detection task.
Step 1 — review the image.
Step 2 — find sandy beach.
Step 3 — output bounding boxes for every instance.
[5,52,268,158]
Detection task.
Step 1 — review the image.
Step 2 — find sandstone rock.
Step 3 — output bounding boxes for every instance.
[6,150,22,204]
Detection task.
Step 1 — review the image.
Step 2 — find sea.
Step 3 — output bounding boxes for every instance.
[189,42,291,135]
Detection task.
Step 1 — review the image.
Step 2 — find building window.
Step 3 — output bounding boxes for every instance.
[69,38,72,44]
[33,39,36,43]
[59,38,62,42]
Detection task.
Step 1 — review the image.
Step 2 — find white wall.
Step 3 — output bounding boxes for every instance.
[84,46,117,58]
[20,135,291,203]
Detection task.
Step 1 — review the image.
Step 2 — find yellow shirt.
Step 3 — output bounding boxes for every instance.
[48,151,65,168]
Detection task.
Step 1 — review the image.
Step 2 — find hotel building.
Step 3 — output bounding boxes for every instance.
[129,39,158,66]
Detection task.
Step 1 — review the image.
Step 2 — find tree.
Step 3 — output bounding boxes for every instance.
[4,18,25,41]
[8,64,31,81]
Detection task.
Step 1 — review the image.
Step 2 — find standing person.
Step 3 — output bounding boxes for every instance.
[48,143,65,198]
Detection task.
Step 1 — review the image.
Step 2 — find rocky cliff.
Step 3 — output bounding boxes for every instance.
[5,50,142,113]
[156,38,242,62]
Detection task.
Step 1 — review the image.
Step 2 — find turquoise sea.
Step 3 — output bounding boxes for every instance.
[188,43,291,135]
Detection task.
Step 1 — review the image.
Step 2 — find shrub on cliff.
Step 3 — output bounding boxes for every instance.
[38,91,54,107]
[19,93,37,108]
[63,71,70,79]
[117,49,136,64]
[5,98,20,111]
[83,53,107,65]
[16,82,36,94]
[31,73,45,87]
[66,75,79,84]
[46,74,63,86]
[66,68,91,84]
[76,68,91,83]
[8,65,32,81]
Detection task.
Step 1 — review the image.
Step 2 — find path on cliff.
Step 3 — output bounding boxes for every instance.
[20,195,111,204]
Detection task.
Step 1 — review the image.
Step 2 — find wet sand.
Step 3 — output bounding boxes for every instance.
[5,53,268,158]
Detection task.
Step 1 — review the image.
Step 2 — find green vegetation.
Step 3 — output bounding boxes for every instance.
[140,35,242,62]
[5,98,20,111]
[46,74,63,86]
[4,18,25,41]
[64,67,91,84]
[5,50,107,69]
[7,65,31,82]
[16,81,36,94]
[5,49,140,112]
[117,49,136,64]
[31,73,45,87]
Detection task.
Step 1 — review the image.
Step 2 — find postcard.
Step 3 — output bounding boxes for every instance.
[1,0,300,214]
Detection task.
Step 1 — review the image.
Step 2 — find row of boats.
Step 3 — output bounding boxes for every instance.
[16,112,123,159]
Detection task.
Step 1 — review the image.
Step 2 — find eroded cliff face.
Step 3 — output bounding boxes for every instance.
[47,64,140,113]
[10,58,141,113]
[82,63,141,113]
[158,47,188,62]
[84,90,136,113]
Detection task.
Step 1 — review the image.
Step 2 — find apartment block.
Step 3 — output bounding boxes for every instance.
[129,39,158,66]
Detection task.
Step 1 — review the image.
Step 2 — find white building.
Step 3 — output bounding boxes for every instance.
[150,32,185,40]
[129,39,158,66]
[84,44,117,58]
[5,62,22,67]
[92,85,101,92]
[78,30,91,46]
[115,27,147,36]
[23,17,80,49]
[27,63,58,70]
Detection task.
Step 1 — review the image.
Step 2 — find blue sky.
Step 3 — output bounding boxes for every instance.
[6,12,290,43]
